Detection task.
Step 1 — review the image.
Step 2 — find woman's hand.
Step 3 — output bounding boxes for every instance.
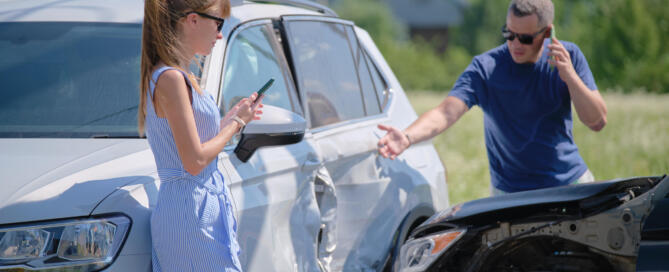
[236,92,264,124]
[220,92,264,129]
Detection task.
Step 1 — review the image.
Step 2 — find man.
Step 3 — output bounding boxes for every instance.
[377,0,607,195]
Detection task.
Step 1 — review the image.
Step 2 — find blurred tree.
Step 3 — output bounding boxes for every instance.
[332,0,404,42]
[589,0,661,92]
[334,0,466,91]
[449,0,509,56]
[332,0,669,93]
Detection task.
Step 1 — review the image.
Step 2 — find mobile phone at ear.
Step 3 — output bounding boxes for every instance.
[254,78,274,102]
[550,27,556,70]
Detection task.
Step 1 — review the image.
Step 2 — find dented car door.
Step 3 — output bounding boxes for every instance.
[214,20,326,271]
[282,16,404,271]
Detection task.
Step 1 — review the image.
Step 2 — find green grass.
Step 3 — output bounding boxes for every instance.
[407,91,669,205]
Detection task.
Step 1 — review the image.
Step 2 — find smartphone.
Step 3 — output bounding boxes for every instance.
[254,78,274,102]
[550,26,556,71]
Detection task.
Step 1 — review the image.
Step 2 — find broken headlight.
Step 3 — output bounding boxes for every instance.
[399,229,465,272]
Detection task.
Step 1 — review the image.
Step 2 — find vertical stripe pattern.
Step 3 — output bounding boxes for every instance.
[145,66,241,272]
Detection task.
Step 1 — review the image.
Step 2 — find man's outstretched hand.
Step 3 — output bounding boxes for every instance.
[377,124,411,160]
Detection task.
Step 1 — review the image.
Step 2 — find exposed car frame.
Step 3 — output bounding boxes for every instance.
[400,175,669,271]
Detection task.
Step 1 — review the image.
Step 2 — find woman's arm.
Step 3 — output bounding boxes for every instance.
[155,69,259,175]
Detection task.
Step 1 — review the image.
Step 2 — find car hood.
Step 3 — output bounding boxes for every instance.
[422,176,663,228]
[0,139,156,224]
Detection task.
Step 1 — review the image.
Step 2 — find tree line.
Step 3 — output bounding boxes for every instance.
[334,0,669,93]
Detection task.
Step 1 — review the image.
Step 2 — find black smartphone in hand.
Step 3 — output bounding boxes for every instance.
[254,78,274,102]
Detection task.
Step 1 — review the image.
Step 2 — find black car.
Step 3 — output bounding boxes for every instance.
[398,175,669,271]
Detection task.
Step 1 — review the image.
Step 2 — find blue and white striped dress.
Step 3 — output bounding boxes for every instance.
[146,66,241,272]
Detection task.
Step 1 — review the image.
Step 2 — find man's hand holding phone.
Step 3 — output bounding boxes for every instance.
[547,26,578,84]
[549,26,556,71]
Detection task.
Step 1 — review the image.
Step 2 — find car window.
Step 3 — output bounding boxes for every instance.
[221,24,296,115]
[0,22,141,138]
[189,57,205,79]
[345,27,381,116]
[363,50,389,110]
[284,20,369,128]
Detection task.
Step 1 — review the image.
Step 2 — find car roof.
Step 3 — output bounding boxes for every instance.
[0,0,328,24]
[231,2,324,23]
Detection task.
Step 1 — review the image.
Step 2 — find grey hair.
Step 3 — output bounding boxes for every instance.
[508,0,554,28]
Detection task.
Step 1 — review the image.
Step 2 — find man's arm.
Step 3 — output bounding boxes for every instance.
[405,96,469,144]
[377,96,469,159]
[548,38,608,131]
[565,79,607,131]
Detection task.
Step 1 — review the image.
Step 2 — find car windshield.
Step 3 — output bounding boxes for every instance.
[0,22,142,138]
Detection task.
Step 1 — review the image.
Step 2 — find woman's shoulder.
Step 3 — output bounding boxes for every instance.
[152,64,183,80]
[154,68,189,97]
[157,68,186,83]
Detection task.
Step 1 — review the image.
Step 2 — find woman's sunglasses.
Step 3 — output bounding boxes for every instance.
[501,24,547,45]
[183,11,225,32]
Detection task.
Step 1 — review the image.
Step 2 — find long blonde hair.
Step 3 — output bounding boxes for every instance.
[139,0,230,135]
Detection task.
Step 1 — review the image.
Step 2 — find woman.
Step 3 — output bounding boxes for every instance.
[139,0,261,270]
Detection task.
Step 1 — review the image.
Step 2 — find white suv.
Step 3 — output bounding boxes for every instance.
[0,0,449,271]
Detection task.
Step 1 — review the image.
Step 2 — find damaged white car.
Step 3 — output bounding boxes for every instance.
[0,0,449,271]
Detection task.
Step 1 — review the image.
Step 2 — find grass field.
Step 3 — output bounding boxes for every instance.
[407,91,669,205]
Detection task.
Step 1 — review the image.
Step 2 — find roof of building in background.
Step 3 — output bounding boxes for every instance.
[386,0,467,28]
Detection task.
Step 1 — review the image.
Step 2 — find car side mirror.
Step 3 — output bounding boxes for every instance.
[234,105,306,162]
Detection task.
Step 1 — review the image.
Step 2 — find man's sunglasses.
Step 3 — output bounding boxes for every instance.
[183,11,225,32]
[501,24,547,45]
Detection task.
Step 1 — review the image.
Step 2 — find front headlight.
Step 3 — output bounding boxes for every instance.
[0,215,130,271]
[400,229,465,272]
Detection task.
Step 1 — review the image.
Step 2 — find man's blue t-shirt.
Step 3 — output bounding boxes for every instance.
[448,39,597,193]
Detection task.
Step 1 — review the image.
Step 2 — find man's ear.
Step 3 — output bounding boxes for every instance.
[545,24,553,38]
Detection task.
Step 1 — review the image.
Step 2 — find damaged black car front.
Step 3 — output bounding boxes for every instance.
[399,175,669,272]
